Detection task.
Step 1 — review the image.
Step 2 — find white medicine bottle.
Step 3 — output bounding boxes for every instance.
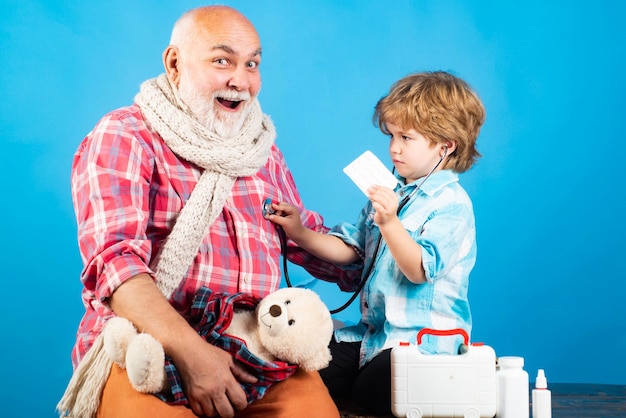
[496,356,529,418]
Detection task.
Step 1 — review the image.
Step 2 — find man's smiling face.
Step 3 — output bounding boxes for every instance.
[167,7,262,136]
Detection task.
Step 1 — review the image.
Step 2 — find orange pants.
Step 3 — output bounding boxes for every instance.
[97,364,339,418]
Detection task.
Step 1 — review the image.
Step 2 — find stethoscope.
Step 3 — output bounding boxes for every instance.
[266,146,448,314]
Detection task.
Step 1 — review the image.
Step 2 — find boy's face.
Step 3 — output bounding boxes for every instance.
[386,121,445,184]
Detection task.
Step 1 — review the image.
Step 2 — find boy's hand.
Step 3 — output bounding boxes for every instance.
[264,201,306,241]
[367,185,399,226]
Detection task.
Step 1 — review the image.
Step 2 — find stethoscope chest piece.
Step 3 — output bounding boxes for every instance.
[262,198,276,217]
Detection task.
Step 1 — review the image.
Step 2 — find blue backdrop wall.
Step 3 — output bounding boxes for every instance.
[2,1,625,417]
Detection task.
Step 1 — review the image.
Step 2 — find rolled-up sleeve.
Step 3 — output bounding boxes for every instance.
[72,112,156,304]
[416,201,475,283]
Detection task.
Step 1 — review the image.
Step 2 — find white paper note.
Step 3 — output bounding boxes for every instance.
[343,150,398,196]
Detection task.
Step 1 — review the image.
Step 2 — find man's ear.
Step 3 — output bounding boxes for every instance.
[163,46,181,87]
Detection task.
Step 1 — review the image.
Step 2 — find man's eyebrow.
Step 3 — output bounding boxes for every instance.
[212,45,262,58]
[212,44,236,54]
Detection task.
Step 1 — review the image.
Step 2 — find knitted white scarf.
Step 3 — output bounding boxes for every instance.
[137,74,275,298]
[57,74,276,418]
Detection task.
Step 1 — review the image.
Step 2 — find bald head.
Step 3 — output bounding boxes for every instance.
[169,6,259,52]
[162,5,262,87]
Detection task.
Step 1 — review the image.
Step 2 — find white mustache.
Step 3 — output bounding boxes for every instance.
[213,90,251,102]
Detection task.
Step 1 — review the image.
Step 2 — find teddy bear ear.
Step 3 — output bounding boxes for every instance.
[298,347,332,371]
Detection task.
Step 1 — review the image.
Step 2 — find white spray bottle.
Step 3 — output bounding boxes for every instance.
[532,369,552,418]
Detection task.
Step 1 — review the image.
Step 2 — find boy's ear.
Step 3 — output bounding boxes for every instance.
[442,140,457,155]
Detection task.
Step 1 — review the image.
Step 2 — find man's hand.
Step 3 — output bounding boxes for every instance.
[109,274,257,417]
[174,337,257,417]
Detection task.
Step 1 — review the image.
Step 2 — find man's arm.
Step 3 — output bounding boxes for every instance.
[109,274,257,418]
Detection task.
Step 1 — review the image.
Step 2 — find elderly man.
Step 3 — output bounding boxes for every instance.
[59,6,358,418]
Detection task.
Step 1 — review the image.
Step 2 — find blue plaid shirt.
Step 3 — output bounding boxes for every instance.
[332,170,475,367]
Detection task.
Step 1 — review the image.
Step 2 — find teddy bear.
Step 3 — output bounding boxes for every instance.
[102,286,334,402]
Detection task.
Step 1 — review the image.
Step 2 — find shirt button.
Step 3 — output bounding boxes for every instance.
[242,274,250,284]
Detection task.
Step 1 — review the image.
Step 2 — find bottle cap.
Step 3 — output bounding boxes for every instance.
[535,369,548,389]
[498,356,524,368]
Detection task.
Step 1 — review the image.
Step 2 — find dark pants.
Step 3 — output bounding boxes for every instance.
[319,340,392,416]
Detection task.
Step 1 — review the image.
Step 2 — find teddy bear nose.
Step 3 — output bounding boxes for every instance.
[269,305,282,317]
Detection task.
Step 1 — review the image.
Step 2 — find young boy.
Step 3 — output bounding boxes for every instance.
[265,71,485,415]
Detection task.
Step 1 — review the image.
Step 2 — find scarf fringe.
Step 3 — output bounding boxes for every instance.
[57,334,112,418]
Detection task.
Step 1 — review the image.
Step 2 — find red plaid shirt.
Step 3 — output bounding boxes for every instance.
[70,104,360,367]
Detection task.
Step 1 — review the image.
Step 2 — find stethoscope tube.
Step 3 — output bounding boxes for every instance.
[282,147,448,314]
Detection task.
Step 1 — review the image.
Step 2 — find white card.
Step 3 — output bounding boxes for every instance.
[343,150,398,196]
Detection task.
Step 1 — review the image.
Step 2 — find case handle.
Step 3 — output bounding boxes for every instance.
[416,328,469,346]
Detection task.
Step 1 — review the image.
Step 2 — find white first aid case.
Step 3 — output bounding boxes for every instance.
[391,328,497,418]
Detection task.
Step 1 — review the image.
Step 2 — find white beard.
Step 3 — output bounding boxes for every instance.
[177,74,253,138]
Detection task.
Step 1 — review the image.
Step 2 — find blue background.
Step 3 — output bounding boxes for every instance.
[2,1,625,417]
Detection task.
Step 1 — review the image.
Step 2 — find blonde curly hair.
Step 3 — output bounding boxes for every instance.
[373,71,485,173]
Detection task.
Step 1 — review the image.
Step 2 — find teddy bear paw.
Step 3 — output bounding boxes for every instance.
[126,333,168,393]
[102,317,138,368]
